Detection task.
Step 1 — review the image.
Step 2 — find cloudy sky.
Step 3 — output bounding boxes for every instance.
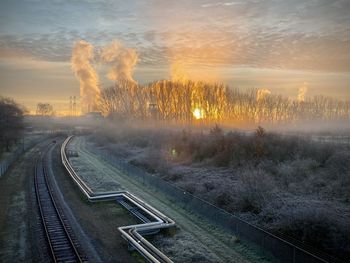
[1,0,350,113]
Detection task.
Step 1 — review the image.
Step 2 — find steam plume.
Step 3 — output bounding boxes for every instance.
[256,88,271,102]
[71,40,100,114]
[100,41,138,84]
[298,83,308,102]
[171,61,189,83]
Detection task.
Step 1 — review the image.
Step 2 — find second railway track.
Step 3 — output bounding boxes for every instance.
[34,144,87,263]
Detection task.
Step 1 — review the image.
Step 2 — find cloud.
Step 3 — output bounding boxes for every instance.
[0,0,349,73]
[1,27,350,73]
[201,1,243,8]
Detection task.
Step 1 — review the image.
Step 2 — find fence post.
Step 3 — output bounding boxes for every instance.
[293,247,296,263]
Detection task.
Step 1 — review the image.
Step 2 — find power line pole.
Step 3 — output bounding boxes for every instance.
[73,96,77,116]
[69,96,72,116]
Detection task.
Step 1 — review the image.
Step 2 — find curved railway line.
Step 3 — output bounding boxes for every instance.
[35,144,87,263]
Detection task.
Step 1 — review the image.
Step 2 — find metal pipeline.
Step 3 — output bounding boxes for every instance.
[61,136,175,263]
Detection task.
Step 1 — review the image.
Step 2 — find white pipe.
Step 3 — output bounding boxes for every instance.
[61,136,175,263]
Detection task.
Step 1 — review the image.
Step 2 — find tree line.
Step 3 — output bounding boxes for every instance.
[99,80,350,124]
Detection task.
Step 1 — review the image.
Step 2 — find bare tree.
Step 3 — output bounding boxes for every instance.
[99,80,350,125]
[0,97,25,152]
[36,103,54,116]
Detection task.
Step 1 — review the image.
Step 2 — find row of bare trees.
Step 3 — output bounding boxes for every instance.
[99,80,350,124]
[226,90,350,124]
[36,103,54,116]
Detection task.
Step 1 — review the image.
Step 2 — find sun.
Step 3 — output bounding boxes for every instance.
[193,108,203,120]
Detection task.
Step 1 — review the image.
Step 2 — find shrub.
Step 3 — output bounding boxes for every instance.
[325,151,350,174]
[272,203,350,260]
[203,181,215,191]
[93,124,350,260]
[235,168,275,213]
[215,192,233,209]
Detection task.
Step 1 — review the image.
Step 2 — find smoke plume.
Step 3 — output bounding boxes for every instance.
[71,40,100,114]
[100,41,138,84]
[256,88,271,102]
[298,83,308,102]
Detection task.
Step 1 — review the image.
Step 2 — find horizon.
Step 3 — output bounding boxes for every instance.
[1,0,350,114]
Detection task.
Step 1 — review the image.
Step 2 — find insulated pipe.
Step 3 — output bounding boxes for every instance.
[61,136,175,263]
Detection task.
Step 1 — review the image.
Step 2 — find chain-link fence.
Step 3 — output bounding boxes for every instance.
[280,133,350,148]
[91,146,340,263]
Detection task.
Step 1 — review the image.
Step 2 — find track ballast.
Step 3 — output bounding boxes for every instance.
[35,147,86,263]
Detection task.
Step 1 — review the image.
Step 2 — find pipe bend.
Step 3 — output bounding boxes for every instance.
[61,136,175,263]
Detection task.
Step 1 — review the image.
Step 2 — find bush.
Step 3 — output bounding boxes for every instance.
[0,97,25,153]
[272,203,350,260]
[325,151,350,174]
[235,168,275,213]
[275,159,319,190]
[93,124,350,260]
[215,192,233,209]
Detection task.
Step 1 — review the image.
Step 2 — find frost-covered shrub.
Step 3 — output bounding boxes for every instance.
[92,124,350,260]
[300,142,335,164]
[203,181,215,191]
[275,159,319,190]
[263,135,298,161]
[325,151,350,174]
[194,139,217,161]
[235,168,275,213]
[271,202,350,259]
[129,136,149,148]
[215,192,233,209]
[128,147,164,174]
[165,172,183,182]
[212,145,233,167]
[108,143,132,158]
[183,184,196,194]
[148,148,170,173]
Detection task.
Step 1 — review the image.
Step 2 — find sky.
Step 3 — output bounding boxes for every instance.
[0,0,350,113]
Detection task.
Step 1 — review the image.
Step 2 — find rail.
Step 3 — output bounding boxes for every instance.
[35,144,85,262]
[61,136,175,263]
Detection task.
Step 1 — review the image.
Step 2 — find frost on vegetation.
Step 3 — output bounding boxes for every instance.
[68,142,124,192]
[88,125,350,259]
[262,199,350,253]
[152,231,223,263]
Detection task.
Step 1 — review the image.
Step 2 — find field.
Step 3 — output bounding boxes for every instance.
[68,135,271,263]
[91,123,350,262]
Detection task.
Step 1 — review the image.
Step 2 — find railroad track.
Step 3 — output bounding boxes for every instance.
[35,146,87,263]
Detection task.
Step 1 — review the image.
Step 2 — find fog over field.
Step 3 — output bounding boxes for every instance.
[84,120,350,261]
[1,1,350,262]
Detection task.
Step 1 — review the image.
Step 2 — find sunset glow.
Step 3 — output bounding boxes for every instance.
[193,108,204,120]
[0,0,349,115]
[1,2,350,263]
